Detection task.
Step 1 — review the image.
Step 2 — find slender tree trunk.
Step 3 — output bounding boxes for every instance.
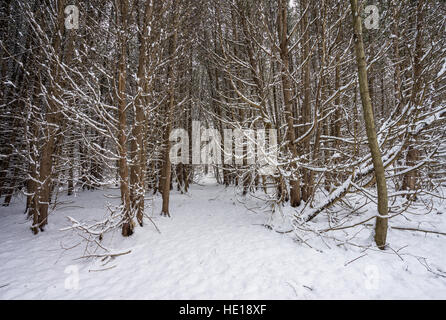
[130,0,153,226]
[278,0,300,207]
[350,0,389,249]
[402,0,425,195]
[161,1,179,217]
[117,0,133,237]
[33,0,66,233]
[301,0,312,202]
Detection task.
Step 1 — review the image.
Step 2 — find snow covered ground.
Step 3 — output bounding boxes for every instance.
[0,176,445,299]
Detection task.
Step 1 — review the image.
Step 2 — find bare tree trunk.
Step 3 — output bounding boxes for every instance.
[33,0,66,233]
[161,1,179,217]
[117,0,133,237]
[402,0,425,195]
[350,0,389,249]
[67,138,74,196]
[277,0,300,207]
[301,0,312,202]
[130,0,153,226]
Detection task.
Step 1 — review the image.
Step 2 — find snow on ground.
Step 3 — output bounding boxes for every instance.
[0,176,445,299]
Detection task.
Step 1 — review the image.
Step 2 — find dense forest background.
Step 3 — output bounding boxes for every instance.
[0,0,445,252]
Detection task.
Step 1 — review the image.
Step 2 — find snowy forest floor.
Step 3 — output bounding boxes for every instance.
[1,176,446,299]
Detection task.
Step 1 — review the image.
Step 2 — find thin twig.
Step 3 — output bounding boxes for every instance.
[89,265,117,272]
[75,250,131,260]
[390,226,446,236]
[344,253,368,266]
